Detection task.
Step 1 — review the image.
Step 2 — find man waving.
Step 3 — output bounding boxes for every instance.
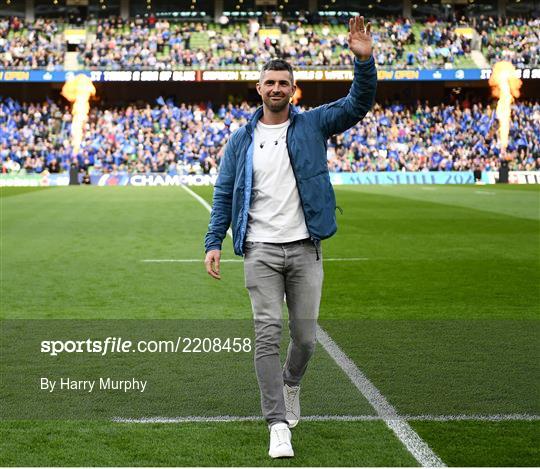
[204,15,376,458]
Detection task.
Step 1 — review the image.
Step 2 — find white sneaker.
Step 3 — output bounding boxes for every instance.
[268,422,294,458]
[283,384,301,428]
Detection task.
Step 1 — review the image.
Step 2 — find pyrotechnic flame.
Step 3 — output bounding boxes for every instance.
[488,61,522,154]
[292,85,303,105]
[61,75,96,156]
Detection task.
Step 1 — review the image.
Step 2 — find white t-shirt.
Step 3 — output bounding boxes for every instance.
[246,119,309,243]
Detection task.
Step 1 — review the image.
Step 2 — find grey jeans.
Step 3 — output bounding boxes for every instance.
[243,238,323,425]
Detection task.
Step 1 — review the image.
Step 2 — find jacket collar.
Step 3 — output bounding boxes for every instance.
[246,105,299,133]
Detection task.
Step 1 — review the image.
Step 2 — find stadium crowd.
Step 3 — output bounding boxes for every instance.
[327,100,539,172]
[480,17,540,69]
[0,16,66,69]
[0,15,537,70]
[372,18,472,69]
[77,17,472,70]
[1,98,538,175]
[78,17,197,70]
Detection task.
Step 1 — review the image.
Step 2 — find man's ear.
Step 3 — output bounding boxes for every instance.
[289,84,297,103]
[256,82,262,97]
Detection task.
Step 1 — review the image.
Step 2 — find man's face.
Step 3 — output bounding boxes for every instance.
[256,70,296,113]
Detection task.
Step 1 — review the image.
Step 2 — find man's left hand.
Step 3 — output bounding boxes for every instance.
[348,15,373,61]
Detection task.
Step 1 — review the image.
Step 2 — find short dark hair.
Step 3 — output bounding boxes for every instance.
[260,59,294,84]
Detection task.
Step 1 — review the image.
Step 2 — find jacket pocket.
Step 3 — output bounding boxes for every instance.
[300,172,336,239]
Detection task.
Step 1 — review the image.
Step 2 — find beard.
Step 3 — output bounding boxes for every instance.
[264,94,289,112]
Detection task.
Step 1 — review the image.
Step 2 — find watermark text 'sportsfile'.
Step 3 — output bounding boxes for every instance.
[40,336,252,356]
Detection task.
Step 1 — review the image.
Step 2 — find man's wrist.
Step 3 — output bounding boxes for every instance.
[355,54,372,62]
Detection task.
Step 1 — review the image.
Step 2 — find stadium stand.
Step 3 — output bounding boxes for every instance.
[77,17,477,70]
[1,98,538,175]
[1,15,537,70]
[480,17,540,69]
[0,16,66,69]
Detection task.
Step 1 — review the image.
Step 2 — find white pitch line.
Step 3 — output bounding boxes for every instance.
[322,257,369,261]
[406,414,540,422]
[112,414,540,424]
[181,184,233,239]
[475,191,496,195]
[181,184,441,466]
[141,258,369,263]
[112,415,379,424]
[142,259,242,263]
[316,326,446,467]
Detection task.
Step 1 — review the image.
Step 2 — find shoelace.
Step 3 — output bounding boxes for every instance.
[274,427,289,445]
[284,386,299,414]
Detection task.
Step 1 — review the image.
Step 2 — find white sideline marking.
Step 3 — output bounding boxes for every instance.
[181,185,233,239]
[406,414,540,422]
[317,326,446,467]
[141,258,369,263]
[113,414,540,424]
[181,184,443,467]
[142,259,242,263]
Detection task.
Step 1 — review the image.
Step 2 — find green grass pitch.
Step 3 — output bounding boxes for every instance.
[1,184,539,466]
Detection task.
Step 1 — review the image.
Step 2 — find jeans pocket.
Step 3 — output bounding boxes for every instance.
[244,241,263,253]
[303,239,322,260]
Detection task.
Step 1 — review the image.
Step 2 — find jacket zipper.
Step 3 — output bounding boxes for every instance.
[239,136,254,254]
[285,124,321,261]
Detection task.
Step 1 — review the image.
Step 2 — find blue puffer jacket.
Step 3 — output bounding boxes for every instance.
[205,56,377,256]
